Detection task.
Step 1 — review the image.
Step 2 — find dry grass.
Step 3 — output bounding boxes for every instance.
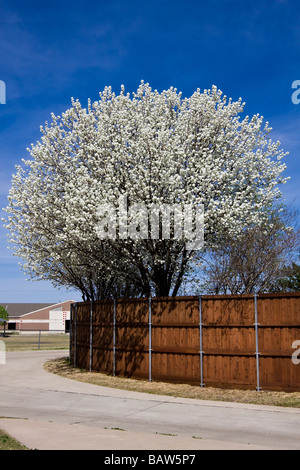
[0,428,28,451]
[44,357,300,408]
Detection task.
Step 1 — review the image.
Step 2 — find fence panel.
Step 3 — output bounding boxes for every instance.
[92,300,114,374]
[150,297,200,383]
[257,294,300,391]
[74,302,90,370]
[115,298,149,378]
[200,295,257,389]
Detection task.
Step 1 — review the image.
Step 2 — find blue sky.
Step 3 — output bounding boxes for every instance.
[0,0,299,302]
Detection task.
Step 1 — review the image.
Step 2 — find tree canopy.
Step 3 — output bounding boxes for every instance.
[4,82,289,300]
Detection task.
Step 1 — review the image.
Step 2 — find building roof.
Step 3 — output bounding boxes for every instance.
[0,301,75,318]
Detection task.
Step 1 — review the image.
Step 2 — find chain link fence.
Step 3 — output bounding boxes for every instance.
[0,330,70,351]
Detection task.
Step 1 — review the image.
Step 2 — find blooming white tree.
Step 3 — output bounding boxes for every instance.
[4,82,288,300]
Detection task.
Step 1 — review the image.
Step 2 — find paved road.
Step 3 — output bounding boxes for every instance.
[0,350,300,450]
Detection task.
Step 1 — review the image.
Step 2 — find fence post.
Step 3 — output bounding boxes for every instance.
[69,304,73,358]
[199,295,205,387]
[89,300,93,372]
[74,302,78,368]
[254,294,261,391]
[149,296,152,382]
[113,299,116,377]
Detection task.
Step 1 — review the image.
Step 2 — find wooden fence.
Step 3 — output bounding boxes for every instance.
[69,293,300,391]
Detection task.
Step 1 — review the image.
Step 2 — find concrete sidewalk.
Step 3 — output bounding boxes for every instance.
[1,350,300,450]
[0,418,270,450]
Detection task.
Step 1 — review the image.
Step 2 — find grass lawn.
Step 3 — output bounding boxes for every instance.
[1,333,69,351]
[0,428,28,450]
[45,357,300,409]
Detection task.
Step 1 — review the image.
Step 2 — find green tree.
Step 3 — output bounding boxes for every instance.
[0,305,8,336]
[272,255,300,292]
[0,305,8,323]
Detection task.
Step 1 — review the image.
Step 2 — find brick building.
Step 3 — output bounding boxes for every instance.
[0,300,75,332]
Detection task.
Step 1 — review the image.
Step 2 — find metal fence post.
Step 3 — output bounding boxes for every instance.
[74,302,78,368]
[89,300,93,372]
[113,299,116,376]
[199,295,205,387]
[69,304,73,358]
[149,296,152,382]
[254,294,261,391]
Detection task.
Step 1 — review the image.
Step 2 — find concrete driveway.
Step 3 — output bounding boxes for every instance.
[0,350,300,450]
